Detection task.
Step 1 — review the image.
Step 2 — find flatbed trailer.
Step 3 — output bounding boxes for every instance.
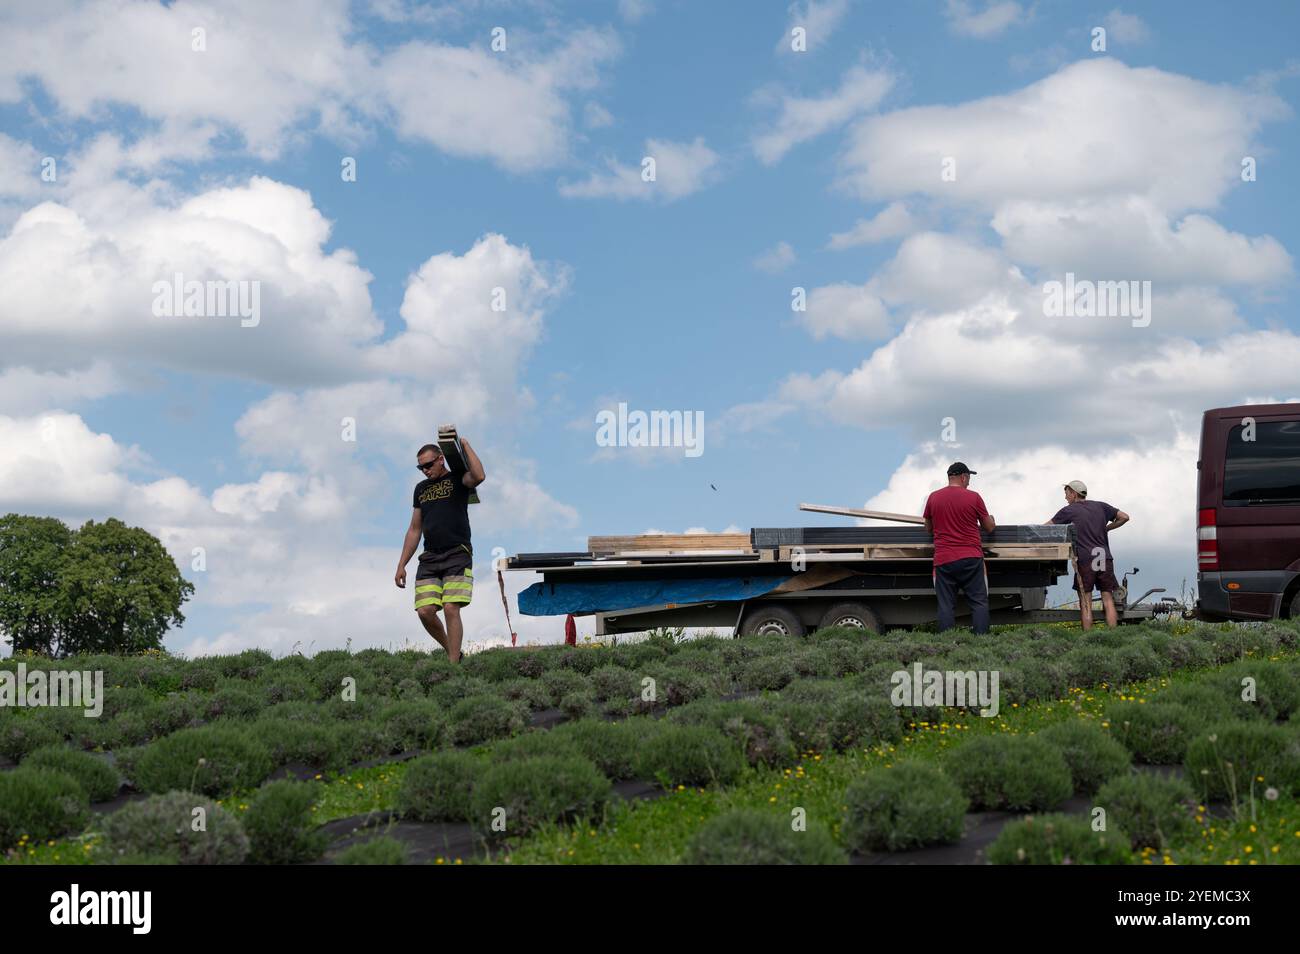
[505,526,1180,636]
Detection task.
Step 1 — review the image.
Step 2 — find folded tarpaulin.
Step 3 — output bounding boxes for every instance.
[518,575,794,616]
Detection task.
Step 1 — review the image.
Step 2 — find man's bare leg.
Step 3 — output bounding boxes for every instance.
[443,603,464,663]
[1079,587,1094,630]
[1101,591,1119,628]
[416,605,449,653]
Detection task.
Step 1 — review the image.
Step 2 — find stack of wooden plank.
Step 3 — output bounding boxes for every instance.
[574,524,1073,565]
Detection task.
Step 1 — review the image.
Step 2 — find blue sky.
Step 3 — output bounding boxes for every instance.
[1,0,1298,654]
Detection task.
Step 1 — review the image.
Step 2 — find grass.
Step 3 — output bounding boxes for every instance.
[10,623,1300,868]
[493,649,1300,865]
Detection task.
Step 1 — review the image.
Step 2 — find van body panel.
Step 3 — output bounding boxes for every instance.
[1198,403,1300,620]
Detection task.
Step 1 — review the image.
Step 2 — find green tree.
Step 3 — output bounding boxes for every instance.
[0,514,74,655]
[55,519,195,656]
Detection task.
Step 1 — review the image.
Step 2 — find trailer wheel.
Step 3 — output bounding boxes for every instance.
[740,605,805,637]
[817,601,882,634]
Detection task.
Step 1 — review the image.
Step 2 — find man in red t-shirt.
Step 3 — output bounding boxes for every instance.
[922,462,996,634]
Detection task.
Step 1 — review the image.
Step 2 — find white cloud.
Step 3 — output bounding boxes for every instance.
[559,137,721,202]
[0,412,139,510]
[775,300,1300,454]
[1104,9,1151,45]
[754,241,796,273]
[778,0,851,53]
[874,232,1017,312]
[0,1,367,160]
[619,0,654,22]
[838,59,1288,214]
[0,2,619,172]
[801,232,1016,340]
[0,363,123,415]
[827,201,916,248]
[0,177,380,385]
[752,64,895,164]
[992,197,1292,287]
[944,0,1025,38]
[0,133,43,199]
[800,282,890,340]
[735,56,1296,497]
[376,29,621,173]
[584,102,615,128]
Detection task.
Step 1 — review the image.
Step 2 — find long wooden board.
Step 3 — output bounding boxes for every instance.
[799,503,925,525]
[588,533,753,554]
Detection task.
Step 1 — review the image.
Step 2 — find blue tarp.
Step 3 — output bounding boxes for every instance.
[518,576,794,616]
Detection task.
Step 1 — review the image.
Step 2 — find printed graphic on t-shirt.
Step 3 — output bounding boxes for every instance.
[417,478,455,503]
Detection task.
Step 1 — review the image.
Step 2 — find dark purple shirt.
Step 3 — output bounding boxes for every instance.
[1051,500,1119,564]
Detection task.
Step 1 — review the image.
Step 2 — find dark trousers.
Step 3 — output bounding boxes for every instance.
[934,557,990,634]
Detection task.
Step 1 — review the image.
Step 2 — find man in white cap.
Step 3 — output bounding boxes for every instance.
[1048,480,1130,629]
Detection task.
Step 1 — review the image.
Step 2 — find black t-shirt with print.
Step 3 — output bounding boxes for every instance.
[413,464,472,553]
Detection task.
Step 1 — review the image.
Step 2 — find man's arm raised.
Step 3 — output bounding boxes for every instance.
[461,438,486,489]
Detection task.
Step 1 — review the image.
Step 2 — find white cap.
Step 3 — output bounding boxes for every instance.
[1065,480,1088,496]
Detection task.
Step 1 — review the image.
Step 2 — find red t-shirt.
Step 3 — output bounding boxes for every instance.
[922,486,989,567]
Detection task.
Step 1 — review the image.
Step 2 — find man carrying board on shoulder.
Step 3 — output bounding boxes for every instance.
[395,431,486,663]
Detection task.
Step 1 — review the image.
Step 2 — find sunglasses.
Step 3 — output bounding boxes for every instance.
[416,458,443,472]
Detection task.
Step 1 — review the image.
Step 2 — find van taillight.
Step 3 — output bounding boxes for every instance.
[1198,508,1218,571]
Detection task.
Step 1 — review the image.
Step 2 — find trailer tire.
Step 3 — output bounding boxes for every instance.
[740,605,805,638]
[817,601,882,634]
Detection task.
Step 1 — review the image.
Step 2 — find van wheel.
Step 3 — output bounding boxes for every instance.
[817,602,882,634]
[740,606,805,637]
[1288,590,1300,619]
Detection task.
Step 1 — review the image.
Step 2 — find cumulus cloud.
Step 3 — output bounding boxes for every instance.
[838,59,1288,214]
[754,241,796,273]
[0,363,124,416]
[774,307,1300,454]
[752,64,895,165]
[1104,9,1151,45]
[992,197,1292,286]
[0,177,380,386]
[943,0,1025,39]
[558,137,720,202]
[750,57,1294,452]
[827,201,917,248]
[800,282,890,340]
[0,133,44,199]
[0,1,619,172]
[800,232,1017,340]
[376,28,621,173]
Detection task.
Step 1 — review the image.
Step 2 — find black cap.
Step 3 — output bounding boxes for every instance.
[947,461,977,476]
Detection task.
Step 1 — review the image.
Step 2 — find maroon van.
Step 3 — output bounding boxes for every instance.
[1197,403,1300,620]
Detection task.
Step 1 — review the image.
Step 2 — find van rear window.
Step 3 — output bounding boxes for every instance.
[1224,421,1300,506]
